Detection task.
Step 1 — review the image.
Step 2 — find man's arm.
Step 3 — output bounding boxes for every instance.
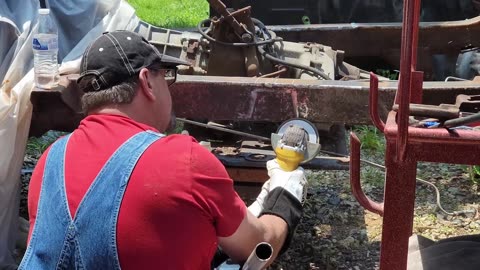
[189,141,306,266]
[217,160,307,266]
[218,210,288,264]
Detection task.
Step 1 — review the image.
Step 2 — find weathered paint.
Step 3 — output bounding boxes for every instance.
[349,2,480,269]
[30,75,480,137]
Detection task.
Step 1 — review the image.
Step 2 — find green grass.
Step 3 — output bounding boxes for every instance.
[26,131,66,157]
[376,69,399,80]
[468,165,480,184]
[26,137,52,157]
[127,0,209,28]
[353,126,385,152]
[361,166,385,188]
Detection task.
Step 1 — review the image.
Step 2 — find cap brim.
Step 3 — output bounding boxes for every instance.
[160,54,192,67]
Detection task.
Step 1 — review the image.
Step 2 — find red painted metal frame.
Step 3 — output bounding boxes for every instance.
[350,0,480,269]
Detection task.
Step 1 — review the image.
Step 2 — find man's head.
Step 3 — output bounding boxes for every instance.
[77,30,189,132]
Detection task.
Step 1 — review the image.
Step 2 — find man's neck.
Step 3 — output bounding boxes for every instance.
[90,108,129,118]
[89,106,160,131]
[89,107,148,127]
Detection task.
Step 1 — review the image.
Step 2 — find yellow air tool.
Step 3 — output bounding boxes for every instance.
[271,119,322,171]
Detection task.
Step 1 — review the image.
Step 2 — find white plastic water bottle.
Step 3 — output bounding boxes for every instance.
[33,8,59,89]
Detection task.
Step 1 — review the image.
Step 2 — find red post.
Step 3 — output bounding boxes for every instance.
[379,140,418,270]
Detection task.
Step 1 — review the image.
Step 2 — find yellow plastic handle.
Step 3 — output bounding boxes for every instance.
[274,147,304,172]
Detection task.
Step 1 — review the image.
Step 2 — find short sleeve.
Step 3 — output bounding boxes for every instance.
[189,142,247,237]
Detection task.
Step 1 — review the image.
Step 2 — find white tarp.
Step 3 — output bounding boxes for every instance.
[0,0,139,267]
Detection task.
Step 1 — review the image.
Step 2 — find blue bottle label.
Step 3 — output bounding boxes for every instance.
[33,35,58,51]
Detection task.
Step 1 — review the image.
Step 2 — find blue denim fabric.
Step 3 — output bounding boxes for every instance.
[19,131,163,269]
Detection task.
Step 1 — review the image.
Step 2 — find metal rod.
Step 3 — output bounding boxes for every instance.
[349,132,384,216]
[176,118,271,141]
[242,242,273,270]
[396,0,421,162]
[445,76,469,82]
[444,112,480,128]
[259,66,288,78]
[369,73,386,132]
[207,0,248,39]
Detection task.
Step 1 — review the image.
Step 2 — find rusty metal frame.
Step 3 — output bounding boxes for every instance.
[30,75,480,137]
[269,16,480,80]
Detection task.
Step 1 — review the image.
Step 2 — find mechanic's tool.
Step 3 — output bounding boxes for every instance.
[271,119,321,171]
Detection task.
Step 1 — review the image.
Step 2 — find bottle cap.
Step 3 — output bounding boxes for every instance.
[39,9,50,15]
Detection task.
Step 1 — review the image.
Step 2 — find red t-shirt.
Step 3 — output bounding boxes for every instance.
[28,114,246,269]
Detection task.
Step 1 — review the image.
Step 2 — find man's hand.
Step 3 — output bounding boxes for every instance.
[247,159,307,217]
[266,159,307,203]
[247,180,270,217]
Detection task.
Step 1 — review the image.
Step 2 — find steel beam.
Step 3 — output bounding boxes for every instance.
[30,75,480,137]
[170,76,480,124]
[269,17,480,80]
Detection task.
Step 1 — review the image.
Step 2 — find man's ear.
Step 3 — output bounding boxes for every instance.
[138,68,156,101]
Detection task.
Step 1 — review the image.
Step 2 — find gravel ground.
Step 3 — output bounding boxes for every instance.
[270,169,382,270]
[270,154,480,270]
[19,136,480,269]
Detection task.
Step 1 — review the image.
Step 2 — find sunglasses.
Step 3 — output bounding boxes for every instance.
[162,68,177,87]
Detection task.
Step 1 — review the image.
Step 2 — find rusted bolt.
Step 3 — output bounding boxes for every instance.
[241,33,253,43]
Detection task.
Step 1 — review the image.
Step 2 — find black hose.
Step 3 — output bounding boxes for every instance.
[251,18,272,39]
[197,19,282,47]
[257,45,332,80]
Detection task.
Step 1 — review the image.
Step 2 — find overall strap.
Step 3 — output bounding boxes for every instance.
[20,131,163,270]
[19,134,73,269]
[73,130,162,269]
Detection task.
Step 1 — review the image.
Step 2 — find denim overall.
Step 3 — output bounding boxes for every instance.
[19,131,163,269]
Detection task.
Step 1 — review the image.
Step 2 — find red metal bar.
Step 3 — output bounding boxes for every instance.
[396,0,422,161]
[410,71,424,105]
[349,132,384,216]
[355,1,480,269]
[410,1,423,104]
[379,140,418,270]
[411,0,421,70]
[369,73,386,132]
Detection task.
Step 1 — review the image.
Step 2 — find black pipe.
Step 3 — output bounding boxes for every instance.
[444,112,480,128]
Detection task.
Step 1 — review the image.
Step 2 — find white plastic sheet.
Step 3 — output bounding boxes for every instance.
[0,0,139,267]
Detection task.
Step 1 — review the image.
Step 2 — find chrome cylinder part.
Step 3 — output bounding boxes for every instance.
[241,242,273,270]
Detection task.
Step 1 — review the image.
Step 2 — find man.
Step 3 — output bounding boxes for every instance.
[20,30,306,269]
